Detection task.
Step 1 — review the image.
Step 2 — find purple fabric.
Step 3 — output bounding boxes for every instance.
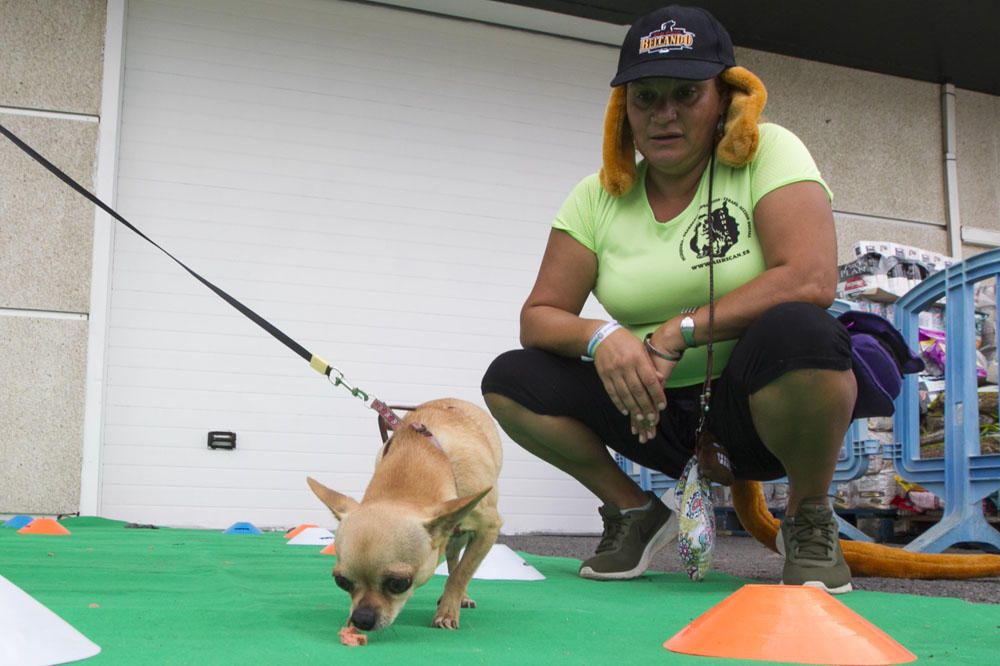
[838,311,924,418]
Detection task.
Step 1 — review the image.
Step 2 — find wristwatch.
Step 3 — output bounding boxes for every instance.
[680,307,697,348]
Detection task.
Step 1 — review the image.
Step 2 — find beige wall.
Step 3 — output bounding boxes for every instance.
[740,48,1000,263]
[0,0,106,515]
[957,88,1000,256]
[738,48,956,263]
[0,1,996,516]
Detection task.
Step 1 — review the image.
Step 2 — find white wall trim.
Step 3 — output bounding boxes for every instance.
[833,209,947,228]
[941,82,964,257]
[0,106,99,123]
[0,307,88,320]
[79,0,127,516]
[369,0,627,45]
[961,226,1000,248]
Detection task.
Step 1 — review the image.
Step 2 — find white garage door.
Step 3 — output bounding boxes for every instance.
[102,0,619,531]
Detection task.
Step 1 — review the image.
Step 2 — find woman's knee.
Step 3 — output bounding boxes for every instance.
[748,302,851,357]
[730,302,852,394]
[481,350,539,420]
[481,349,524,390]
[482,391,522,425]
[752,365,855,402]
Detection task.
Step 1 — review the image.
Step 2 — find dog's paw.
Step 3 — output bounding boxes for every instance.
[433,618,460,630]
[432,611,461,630]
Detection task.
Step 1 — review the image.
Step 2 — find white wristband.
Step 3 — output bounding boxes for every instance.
[582,321,621,361]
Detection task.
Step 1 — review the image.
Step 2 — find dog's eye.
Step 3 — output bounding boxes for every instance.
[333,574,353,592]
[383,576,412,595]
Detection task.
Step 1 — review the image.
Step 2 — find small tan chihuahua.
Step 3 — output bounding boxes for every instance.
[307,398,503,633]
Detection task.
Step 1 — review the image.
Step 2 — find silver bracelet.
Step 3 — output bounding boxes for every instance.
[644,333,683,361]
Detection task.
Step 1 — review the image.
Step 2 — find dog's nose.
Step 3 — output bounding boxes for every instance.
[351,607,378,631]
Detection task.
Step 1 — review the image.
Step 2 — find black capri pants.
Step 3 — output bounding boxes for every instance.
[481,302,852,481]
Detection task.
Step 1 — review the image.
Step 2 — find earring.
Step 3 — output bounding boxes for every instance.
[716,115,726,135]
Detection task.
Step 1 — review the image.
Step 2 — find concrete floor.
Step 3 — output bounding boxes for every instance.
[497,531,1000,604]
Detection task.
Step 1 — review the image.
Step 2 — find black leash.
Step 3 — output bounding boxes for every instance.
[0,121,403,422]
[697,145,718,436]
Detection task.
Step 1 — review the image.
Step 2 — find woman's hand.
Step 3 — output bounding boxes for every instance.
[633,325,686,441]
[593,328,670,443]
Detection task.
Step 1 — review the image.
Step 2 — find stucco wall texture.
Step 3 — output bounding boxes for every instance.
[1,0,105,513]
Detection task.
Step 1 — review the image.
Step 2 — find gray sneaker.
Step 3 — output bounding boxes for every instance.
[579,491,677,580]
[776,499,853,594]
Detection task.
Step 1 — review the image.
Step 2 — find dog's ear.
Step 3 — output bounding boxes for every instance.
[424,487,491,542]
[306,476,360,522]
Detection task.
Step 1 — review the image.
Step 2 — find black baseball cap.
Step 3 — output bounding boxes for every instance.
[611,5,735,86]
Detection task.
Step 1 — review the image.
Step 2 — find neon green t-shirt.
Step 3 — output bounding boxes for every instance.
[553,123,833,388]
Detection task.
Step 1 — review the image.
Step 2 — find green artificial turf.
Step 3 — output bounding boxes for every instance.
[2,517,998,665]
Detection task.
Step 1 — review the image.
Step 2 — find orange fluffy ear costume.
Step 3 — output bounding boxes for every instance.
[599,66,767,196]
[597,62,1000,578]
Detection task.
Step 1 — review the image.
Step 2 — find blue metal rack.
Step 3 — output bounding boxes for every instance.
[893,248,1000,552]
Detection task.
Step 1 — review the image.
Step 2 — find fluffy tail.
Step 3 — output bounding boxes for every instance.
[731,480,1000,579]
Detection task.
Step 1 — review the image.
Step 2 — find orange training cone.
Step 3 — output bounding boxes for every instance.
[17,518,71,535]
[664,585,916,665]
[284,523,318,539]
[320,543,336,555]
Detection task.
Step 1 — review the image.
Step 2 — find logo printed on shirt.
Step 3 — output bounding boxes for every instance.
[679,198,752,269]
[639,21,695,55]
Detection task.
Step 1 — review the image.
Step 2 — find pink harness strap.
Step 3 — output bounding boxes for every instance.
[373,402,444,453]
[371,399,405,434]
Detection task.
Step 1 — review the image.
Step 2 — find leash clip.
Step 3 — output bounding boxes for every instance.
[327,366,369,402]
